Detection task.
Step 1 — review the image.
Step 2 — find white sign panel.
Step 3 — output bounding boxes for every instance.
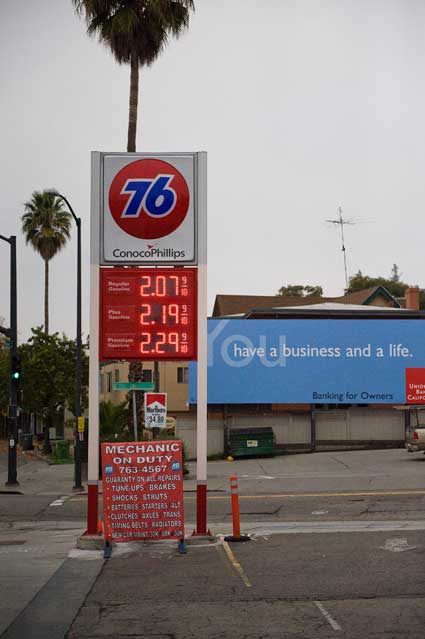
[145,392,167,429]
[100,153,197,264]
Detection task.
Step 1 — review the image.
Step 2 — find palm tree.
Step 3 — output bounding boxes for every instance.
[73,0,194,151]
[22,191,72,334]
[99,400,130,441]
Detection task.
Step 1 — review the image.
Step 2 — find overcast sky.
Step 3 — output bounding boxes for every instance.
[1,0,425,342]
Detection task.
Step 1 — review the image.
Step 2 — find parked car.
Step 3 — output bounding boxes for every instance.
[406,426,425,453]
[404,406,425,453]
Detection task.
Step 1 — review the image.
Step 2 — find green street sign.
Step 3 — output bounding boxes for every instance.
[113,382,154,391]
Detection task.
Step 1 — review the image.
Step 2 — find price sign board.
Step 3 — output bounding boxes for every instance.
[101,440,185,542]
[145,393,167,428]
[99,267,197,360]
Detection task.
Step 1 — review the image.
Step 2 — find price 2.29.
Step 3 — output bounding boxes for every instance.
[140,332,188,354]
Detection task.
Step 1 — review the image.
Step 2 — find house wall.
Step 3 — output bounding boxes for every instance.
[176,417,224,459]
[99,361,190,412]
[157,361,189,412]
[176,407,405,459]
[315,406,403,444]
[367,294,392,308]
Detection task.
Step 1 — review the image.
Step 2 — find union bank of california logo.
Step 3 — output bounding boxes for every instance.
[108,159,190,240]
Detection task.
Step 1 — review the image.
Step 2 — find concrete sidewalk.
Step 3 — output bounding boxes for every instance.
[0,451,78,496]
[3,446,421,498]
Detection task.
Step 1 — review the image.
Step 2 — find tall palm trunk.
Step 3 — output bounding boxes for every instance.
[127,53,139,152]
[44,258,49,334]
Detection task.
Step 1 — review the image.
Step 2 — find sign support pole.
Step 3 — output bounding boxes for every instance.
[90,150,207,536]
[87,152,101,535]
[132,390,138,441]
[195,152,208,535]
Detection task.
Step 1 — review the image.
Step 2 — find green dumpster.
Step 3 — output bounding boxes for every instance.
[229,427,276,458]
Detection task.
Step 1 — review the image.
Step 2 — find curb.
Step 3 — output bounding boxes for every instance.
[76,535,104,551]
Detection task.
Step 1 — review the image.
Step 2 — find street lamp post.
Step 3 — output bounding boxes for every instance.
[47,191,83,491]
[0,234,18,485]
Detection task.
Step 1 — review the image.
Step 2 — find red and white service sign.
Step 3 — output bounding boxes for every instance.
[101,440,184,542]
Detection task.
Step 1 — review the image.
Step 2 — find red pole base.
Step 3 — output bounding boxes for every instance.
[86,483,99,535]
[194,483,207,535]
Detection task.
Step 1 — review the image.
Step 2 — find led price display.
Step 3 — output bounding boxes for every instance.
[100,267,197,360]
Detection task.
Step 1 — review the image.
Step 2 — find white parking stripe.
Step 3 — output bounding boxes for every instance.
[314,601,342,631]
[49,496,68,507]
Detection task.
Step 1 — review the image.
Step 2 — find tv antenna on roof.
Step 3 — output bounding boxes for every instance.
[326,207,355,290]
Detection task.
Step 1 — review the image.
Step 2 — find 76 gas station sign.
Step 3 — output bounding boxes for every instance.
[88,151,208,540]
[100,154,197,265]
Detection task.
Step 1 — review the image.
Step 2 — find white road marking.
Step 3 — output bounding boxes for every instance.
[239,475,275,480]
[314,601,342,631]
[312,510,328,515]
[49,496,68,507]
[237,520,425,536]
[380,538,420,553]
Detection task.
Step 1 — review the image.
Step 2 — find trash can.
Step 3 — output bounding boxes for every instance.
[54,439,71,461]
[19,433,33,451]
[229,427,276,458]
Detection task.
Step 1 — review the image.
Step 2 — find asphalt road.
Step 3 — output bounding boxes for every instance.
[2,447,425,638]
[2,448,425,526]
[68,528,425,639]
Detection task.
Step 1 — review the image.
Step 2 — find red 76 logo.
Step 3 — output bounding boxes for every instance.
[121,175,176,219]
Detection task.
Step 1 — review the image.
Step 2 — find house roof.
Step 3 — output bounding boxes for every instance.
[244,303,424,320]
[212,286,400,318]
[270,302,402,312]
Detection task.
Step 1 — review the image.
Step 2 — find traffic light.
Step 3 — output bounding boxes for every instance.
[11,354,21,382]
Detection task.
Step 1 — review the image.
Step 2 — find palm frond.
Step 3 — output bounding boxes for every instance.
[21,190,72,260]
[74,0,194,66]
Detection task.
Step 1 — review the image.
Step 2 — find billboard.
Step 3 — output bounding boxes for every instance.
[97,153,201,265]
[189,319,425,404]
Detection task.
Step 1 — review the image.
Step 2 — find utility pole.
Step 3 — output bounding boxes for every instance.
[46,191,83,491]
[74,214,83,490]
[9,236,18,485]
[326,207,355,291]
[0,234,19,485]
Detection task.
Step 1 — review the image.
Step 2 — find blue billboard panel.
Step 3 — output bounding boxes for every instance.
[189,319,425,404]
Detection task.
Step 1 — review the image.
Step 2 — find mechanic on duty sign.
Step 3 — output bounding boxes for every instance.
[101,440,184,542]
[100,154,197,264]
